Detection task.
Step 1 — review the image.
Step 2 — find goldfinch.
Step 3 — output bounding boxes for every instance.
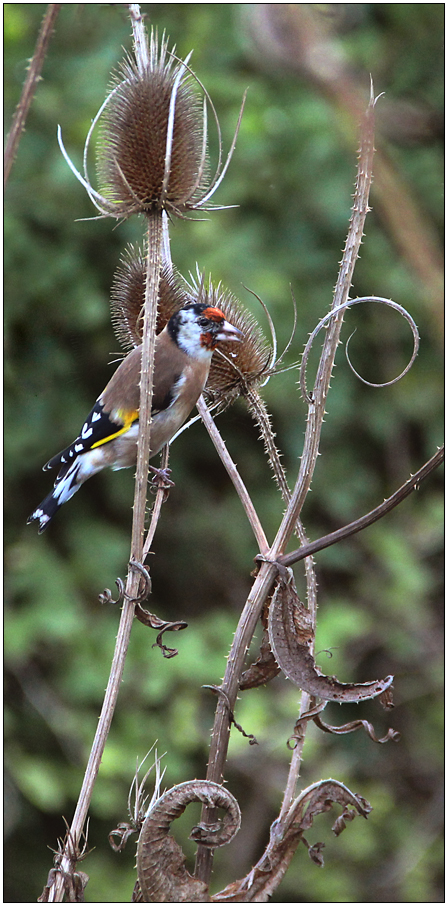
[28,303,242,533]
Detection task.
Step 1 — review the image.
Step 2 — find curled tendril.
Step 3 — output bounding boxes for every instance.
[99,561,151,606]
[300,295,420,405]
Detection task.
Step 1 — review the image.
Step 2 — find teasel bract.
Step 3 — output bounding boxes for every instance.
[58,31,245,221]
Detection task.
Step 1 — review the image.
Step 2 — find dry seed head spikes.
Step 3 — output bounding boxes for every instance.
[58,31,245,221]
[110,245,190,352]
[110,248,272,407]
[97,39,207,217]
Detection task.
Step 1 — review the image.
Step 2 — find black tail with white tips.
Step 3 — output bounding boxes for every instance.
[27,459,85,533]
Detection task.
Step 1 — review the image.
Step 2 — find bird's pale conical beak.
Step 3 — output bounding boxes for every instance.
[216,320,243,342]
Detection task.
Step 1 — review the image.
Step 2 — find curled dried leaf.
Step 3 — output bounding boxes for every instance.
[134,780,241,903]
[204,685,258,744]
[213,780,371,902]
[109,822,137,853]
[306,840,325,866]
[332,806,357,837]
[313,713,401,744]
[239,626,280,690]
[134,604,188,658]
[379,686,396,710]
[268,573,394,703]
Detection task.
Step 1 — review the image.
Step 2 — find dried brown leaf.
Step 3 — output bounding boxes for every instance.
[268,574,394,703]
[134,780,241,902]
[213,780,371,902]
[313,713,401,744]
[239,626,280,690]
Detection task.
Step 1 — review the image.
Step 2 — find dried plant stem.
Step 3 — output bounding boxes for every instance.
[196,88,377,887]
[243,387,318,817]
[245,386,318,610]
[48,605,136,903]
[48,12,163,895]
[197,396,269,554]
[245,387,289,499]
[131,213,163,556]
[278,444,445,568]
[128,3,149,74]
[48,211,163,904]
[142,444,170,561]
[277,692,312,821]
[4,3,60,187]
[275,86,376,555]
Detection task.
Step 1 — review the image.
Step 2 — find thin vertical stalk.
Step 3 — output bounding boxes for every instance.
[4,4,60,187]
[48,7,163,893]
[195,87,377,887]
[48,211,163,904]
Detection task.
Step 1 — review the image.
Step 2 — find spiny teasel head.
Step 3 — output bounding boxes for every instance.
[109,248,273,408]
[97,35,206,217]
[110,244,190,352]
[186,273,274,410]
[58,31,245,221]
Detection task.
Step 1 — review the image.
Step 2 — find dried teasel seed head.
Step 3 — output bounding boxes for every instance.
[110,245,190,352]
[96,36,207,217]
[110,252,273,407]
[58,31,245,221]
[186,274,273,408]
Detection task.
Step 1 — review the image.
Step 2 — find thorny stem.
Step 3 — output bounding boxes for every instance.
[48,602,137,903]
[278,445,445,569]
[195,85,378,885]
[49,213,163,906]
[142,444,171,561]
[274,83,377,555]
[196,396,269,555]
[243,386,318,820]
[48,11,164,901]
[244,386,318,612]
[4,4,60,187]
[131,212,163,558]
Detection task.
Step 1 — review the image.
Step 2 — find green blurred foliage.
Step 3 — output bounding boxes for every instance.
[5,4,443,903]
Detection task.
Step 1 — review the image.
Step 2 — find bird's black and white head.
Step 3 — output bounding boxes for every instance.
[168,303,242,359]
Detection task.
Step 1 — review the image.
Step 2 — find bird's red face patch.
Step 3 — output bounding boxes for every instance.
[203,306,226,321]
[200,307,226,349]
[198,307,242,350]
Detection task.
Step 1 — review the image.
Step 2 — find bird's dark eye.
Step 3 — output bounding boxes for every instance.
[198,316,211,329]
